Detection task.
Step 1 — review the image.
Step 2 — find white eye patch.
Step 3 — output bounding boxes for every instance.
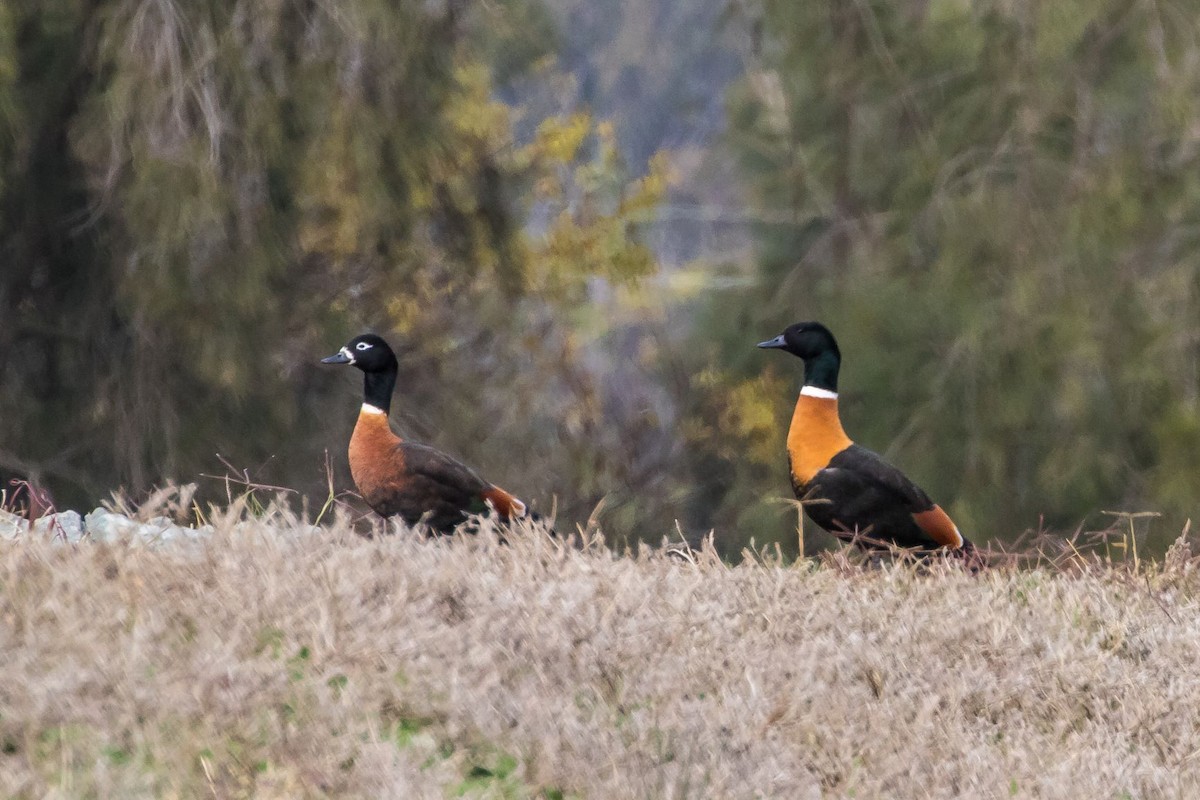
[356,342,373,351]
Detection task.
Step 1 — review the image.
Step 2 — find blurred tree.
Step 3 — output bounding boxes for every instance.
[690,0,1200,553]
[6,0,1198,557]
[0,0,665,531]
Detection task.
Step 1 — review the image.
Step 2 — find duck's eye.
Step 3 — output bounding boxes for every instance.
[356,342,372,351]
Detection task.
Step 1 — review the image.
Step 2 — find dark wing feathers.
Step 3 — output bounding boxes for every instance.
[827,445,935,510]
[400,442,492,496]
[800,444,957,551]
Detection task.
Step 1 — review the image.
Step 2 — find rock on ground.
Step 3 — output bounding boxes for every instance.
[0,508,215,545]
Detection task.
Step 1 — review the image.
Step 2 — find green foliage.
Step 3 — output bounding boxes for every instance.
[4,0,1199,553]
[392,716,433,748]
[523,116,665,298]
[697,0,1200,551]
[456,750,520,796]
[0,0,665,534]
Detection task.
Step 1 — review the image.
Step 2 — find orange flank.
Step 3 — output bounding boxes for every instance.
[912,505,964,549]
[349,406,405,502]
[482,486,527,520]
[786,394,853,486]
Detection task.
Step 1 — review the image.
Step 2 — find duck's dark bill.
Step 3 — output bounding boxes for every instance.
[321,351,352,364]
[757,335,787,349]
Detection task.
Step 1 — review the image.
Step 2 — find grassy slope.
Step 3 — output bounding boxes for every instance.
[1,509,1198,799]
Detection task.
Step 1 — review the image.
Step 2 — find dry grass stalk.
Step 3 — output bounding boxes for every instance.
[1,503,1198,798]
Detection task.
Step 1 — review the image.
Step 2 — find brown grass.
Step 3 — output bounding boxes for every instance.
[1,502,1199,799]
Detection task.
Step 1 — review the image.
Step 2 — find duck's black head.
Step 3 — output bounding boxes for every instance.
[321,333,398,373]
[757,322,839,360]
[757,321,842,392]
[322,333,399,413]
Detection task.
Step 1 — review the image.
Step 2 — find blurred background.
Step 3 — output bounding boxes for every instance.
[2,0,1199,555]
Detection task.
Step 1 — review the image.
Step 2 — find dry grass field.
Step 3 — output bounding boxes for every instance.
[2,501,1199,799]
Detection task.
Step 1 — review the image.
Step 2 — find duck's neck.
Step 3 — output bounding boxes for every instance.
[785,352,851,485]
[802,352,840,393]
[787,389,852,486]
[362,367,396,415]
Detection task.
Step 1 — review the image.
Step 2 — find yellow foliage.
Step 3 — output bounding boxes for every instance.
[532,113,592,164]
[686,368,788,466]
[446,63,513,145]
[520,114,667,297]
[296,109,365,260]
[618,152,673,219]
[720,374,789,467]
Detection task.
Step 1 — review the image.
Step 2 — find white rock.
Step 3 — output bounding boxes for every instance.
[84,509,132,542]
[0,508,29,540]
[80,509,212,545]
[4,507,243,546]
[33,511,84,542]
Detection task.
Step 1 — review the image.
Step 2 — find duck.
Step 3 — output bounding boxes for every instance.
[322,333,533,533]
[757,322,973,554]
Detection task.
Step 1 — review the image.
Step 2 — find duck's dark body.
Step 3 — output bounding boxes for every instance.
[324,334,530,534]
[759,322,972,554]
[798,444,962,551]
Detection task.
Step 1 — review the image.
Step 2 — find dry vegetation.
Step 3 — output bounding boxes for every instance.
[2,502,1199,799]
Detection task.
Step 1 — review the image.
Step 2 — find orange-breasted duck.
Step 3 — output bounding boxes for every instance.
[322,333,533,533]
[758,322,973,554]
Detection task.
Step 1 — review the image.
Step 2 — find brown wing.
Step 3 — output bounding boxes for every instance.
[400,442,492,495]
[400,445,527,519]
[386,443,489,531]
[364,442,528,532]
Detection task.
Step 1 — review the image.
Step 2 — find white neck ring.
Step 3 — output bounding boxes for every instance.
[361,403,386,415]
[800,385,838,400]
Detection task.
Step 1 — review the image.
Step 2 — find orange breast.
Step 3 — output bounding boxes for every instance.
[786,394,853,487]
[349,408,403,500]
